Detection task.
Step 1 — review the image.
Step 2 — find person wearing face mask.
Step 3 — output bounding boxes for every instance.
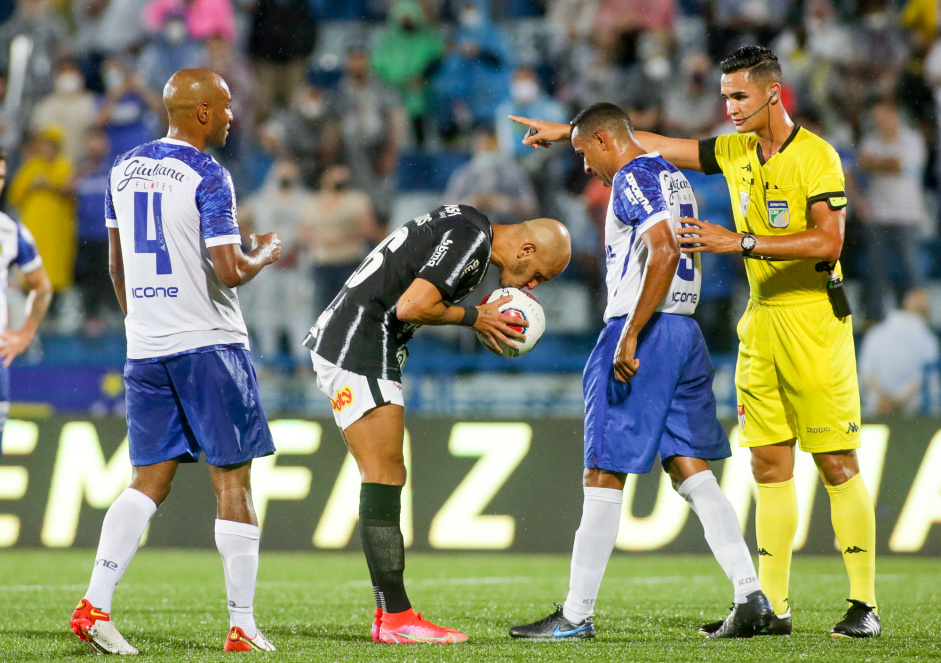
[32,60,98,165]
[431,0,513,140]
[371,0,443,147]
[297,164,386,317]
[138,13,207,94]
[496,66,566,160]
[94,58,164,159]
[238,161,315,369]
[143,0,236,44]
[444,126,537,225]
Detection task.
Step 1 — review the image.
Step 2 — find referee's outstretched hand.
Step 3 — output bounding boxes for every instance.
[508,115,572,149]
[472,294,529,355]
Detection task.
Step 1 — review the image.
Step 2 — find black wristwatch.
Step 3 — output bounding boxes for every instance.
[741,234,757,255]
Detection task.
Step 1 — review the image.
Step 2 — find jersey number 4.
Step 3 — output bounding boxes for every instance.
[133,191,172,275]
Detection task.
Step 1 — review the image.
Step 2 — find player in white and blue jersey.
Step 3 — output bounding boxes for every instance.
[72,70,280,655]
[510,103,772,640]
[0,148,53,454]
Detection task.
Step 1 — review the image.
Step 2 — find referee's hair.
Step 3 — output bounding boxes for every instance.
[570,102,635,140]
[720,45,782,87]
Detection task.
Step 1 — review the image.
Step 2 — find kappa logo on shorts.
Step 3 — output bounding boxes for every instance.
[847,421,859,433]
[330,386,354,413]
[737,404,746,431]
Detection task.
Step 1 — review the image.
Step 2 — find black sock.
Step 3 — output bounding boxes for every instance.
[359,483,411,614]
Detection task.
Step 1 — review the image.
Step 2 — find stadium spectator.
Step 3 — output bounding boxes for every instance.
[335,47,406,222]
[72,128,116,332]
[298,164,385,317]
[444,125,537,225]
[858,100,930,322]
[143,0,236,43]
[371,0,443,148]
[497,66,567,218]
[704,0,788,63]
[137,10,207,93]
[0,0,68,119]
[94,58,164,159]
[8,126,75,294]
[431,0,513,140]
[246,0,317,123]
[260,78,343,187]
[72,0,150,92]
[663,53,722,139]
[31,59,98,165]
[239,160,314,368]
[859,288,939,416]
[592,0,675,71]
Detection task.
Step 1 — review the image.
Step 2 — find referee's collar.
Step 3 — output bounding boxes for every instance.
[756,124,801,166]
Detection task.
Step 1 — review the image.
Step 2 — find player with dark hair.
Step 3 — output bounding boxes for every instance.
[303,208,571,644]
[70,69,282,654]
[511,45,880,638]
[509,102,771,640]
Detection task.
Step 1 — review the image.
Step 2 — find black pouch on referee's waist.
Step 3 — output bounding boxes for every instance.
[815,261,852,319]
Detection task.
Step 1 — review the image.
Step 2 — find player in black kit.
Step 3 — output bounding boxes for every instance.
[303,204,571,644]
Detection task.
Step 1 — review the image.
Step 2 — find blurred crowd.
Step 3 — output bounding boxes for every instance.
[0,0,937,413]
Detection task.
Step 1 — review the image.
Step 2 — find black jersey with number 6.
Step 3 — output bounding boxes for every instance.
[307,204,493,381]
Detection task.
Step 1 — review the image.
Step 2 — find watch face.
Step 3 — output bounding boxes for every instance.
[742,235,756,251]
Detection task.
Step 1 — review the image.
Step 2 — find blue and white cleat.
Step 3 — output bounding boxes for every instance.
[509,605,595,640]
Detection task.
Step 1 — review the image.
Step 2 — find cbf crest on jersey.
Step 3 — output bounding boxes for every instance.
[768,199,790,228]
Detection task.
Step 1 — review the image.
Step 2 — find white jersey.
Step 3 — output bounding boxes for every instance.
[106,137,248,360]
[0,212,42,331]
[603,152,702,322]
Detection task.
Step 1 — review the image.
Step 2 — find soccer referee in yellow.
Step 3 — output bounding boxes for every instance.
[510,45,879,639]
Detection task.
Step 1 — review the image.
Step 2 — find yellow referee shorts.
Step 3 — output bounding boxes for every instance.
[735,294,861,453]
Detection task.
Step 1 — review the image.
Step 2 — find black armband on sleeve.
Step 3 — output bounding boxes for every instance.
[807,191,848,210]
[460,305,479,327]
[698,138,722,175]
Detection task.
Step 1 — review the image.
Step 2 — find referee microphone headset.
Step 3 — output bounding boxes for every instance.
[738,87,778,122]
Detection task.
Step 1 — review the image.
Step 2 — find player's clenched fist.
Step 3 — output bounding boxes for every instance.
[251,232,282,265]
[613,333,640,383]
[472,294,529,354]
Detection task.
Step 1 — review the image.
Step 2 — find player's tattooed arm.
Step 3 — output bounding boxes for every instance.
[209,232,282,288]
[108,227,128,316]
[614,221,680,383]
[397,278,526,354]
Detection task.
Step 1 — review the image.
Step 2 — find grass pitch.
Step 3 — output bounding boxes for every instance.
[1,550,938,662]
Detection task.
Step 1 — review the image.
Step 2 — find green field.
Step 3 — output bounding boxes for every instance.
[1,550,938,662]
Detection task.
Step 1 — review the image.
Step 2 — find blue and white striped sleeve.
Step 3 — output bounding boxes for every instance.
[611,167,671,233]
[13,222,43,273]
[105,169,118,229]
[196,165,241,248]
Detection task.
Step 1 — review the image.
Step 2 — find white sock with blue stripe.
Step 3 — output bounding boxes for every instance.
[562,487,623,624]
[678,470,761,603]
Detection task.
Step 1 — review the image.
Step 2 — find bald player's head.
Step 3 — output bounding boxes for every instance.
[163,69,232,148]
[496,218,571,290]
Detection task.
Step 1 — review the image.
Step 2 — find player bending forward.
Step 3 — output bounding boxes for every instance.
[510,103,772,640]
[303,205,571,644]
[71,69,281,655]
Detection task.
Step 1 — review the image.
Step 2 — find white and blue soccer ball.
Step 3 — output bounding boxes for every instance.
[475,287,546,358]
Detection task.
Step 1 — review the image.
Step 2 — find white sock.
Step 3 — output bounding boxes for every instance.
[678,470,761,603]
[215,519,261,637]
[84,488,157,613]
[562,486,622,623]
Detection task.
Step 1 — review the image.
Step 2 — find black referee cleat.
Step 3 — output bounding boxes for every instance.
[703,590,774,638]
[700,607,792,637]
[509,605,595,640]
[831,599,881,638]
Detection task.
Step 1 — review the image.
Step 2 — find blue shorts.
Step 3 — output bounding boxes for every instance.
[583,313,729,474]
[124,344,275,467]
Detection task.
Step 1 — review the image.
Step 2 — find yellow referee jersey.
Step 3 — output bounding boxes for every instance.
[699,125,848,301]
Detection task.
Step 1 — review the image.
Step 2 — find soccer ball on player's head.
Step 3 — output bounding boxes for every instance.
[476,287,546,358]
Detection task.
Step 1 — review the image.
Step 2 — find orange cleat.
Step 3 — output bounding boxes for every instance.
[70,599,139,655]
[377,609,468,644]
[223,626,276,652]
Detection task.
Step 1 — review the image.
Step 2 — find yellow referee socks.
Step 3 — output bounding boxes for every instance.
[756,479,798,615]
[825,474,877,610]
